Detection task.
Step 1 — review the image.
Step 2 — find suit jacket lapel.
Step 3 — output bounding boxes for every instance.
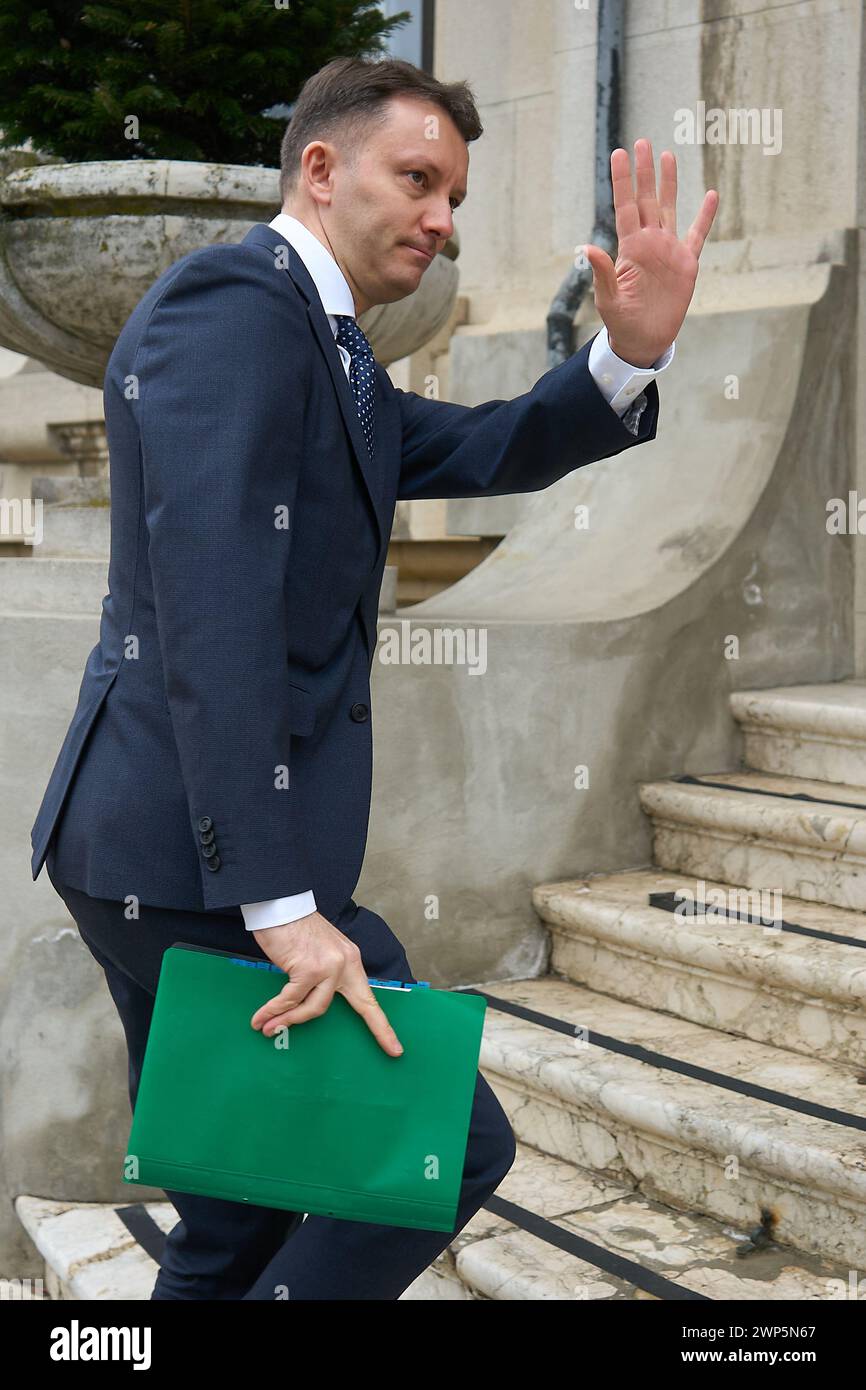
[241,223,389,559]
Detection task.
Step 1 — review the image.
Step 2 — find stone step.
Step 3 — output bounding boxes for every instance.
[533,867,866,1067]
[0,557,398,617]
[30,476,110,507]
[36,503,110,558]
[639,770,866,912]
[476,975,866,1269]
[18,1131,853,1302]
[443,1144,853,1301]
[731,681,866,785]
[0,556,108,615]
[15,1195,176,1300]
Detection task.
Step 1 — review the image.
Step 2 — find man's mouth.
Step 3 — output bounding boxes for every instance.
[403,244,434,263]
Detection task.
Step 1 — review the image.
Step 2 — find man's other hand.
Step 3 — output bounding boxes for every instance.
[250,912,404,1056]
[583,139,719,368]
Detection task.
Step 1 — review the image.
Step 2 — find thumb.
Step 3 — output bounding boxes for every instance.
[581,243,617,305]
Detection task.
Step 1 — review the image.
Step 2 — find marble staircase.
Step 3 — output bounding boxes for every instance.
[17,681,866,1300]
[460,680,866,1298]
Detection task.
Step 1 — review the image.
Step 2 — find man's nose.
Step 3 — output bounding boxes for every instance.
[424,203,454,243]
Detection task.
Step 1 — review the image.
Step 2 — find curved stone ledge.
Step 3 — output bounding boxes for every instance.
[358,231,858,983]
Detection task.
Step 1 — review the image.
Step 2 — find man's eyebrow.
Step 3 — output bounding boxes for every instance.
[402,153,467,202]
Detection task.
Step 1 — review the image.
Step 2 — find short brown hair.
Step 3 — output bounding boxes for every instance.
[279,57,483,204]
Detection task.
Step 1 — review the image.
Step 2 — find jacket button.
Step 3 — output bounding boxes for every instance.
[205,855,221,872]
[198,816,213,832]
[350,702,368,722]
[200,828,215,845]
[202,842,218,858]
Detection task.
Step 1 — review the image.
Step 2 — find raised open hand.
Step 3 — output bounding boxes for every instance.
[582,139,719,368]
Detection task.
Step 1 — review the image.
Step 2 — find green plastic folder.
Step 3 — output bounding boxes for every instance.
[122,943,487,1232]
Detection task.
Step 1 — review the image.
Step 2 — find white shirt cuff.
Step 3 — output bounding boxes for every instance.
[240,891,318,931]
[588,324,675,416]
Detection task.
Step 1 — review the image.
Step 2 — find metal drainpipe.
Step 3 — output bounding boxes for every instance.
[546,0,623,368]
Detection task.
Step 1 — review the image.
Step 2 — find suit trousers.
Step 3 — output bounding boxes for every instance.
[45,854,517,1300]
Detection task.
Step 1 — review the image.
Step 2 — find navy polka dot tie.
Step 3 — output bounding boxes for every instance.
[333,314,377,460]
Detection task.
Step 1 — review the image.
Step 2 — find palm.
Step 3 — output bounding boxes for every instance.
[584,141,719,367]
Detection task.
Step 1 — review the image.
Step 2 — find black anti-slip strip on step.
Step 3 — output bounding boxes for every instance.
[648,889,866,951]
[481,1195,711,1300]
[114,1204,166,1263]
[673,773,866,815]
[116,1193,707,1302]
[460,989,866,1132]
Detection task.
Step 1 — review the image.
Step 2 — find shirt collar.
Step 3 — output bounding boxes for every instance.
[268,212,356,331]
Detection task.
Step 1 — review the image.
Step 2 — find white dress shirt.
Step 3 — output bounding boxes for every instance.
[240,211,674,931]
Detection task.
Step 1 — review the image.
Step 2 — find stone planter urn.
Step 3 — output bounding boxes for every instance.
[0,158,460,389]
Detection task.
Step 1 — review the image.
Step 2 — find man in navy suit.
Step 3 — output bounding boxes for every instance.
[30,56,717,1299]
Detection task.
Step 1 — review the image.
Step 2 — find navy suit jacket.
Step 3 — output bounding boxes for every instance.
[30,222,659,922]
